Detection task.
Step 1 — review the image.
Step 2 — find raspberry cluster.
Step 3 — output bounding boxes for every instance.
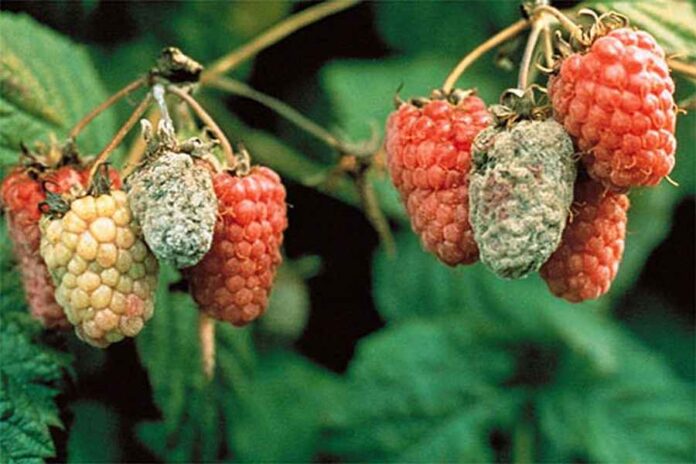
[40,190,158,347]
[540,178,629,302]
[385,92,492,266]
[549,28,676,191]
[189,166,287,326]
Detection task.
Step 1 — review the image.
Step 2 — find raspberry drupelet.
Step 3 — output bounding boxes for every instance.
[385,90,492,265]
[549,28,677,191]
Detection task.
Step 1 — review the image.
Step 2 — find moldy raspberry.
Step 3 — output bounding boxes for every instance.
[549,26,677,191]
[126,124,218,269]
[189,163,287,326]
[540,177,629,302]
[385,89,492,266]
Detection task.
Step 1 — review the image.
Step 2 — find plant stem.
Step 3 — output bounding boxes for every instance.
[166,85,236,167]
[518,20,545,90]
[199,313,216,381]
[202,0,360,83]
[668,58,696,79]
[532,5,582,41]
[355,166,395,257]
[122,108,160,177]
[213,77,339,146]
[512,417,534,464]
[442,19,530,94]
[69,77,146,140]
[87,94,152,185]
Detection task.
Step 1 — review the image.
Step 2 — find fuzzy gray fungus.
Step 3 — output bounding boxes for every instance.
[127,151,218,268]
[469,119,576,279]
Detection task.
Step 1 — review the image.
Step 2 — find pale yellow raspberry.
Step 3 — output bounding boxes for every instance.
[40,190,159,348]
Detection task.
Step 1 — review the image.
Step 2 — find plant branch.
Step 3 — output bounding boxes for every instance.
[532,5,582,41]
[518,18,545,90]
[166,85,236,167]
[202,0,360,83]
[443,19,530,93]
[69,77,146,140]
[668,58,696,79]
[122,108,160,177]
[199,313,216,381]
[87,94,152,184]
[210,77,376,157]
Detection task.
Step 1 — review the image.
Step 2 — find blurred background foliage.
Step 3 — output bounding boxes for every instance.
[0,1,694,462]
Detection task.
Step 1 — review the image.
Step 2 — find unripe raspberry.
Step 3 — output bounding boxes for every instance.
[385,90,492,265]
[549,28,677,190]
[189,166,287,326]
[1,165,119,328]
[40,190,158,347]
[540,178,629,302]
[127,139,217,268]
[469,119,577,279]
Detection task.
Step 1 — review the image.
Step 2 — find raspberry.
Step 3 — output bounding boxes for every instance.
[548,28,677,190]
[385,90,492,265]
[40,190,158,347]
[469,119,577,279]
[189,166,287,326]
[540,178,629,302]
[1,165,118,328]
[126,138,218,269]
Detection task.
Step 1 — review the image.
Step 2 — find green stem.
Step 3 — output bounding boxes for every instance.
[512,416,535,464]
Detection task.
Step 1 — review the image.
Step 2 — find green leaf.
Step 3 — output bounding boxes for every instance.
[135,264,226,462]
[0,13,117,175]
[67,401,122,463]
[375,2,519,58]
[323,319,521,462]
[538,333,696,462]
[0,320,66,463]
[594,2,696,60]
[374,231,622,372]
[230,350,341,462]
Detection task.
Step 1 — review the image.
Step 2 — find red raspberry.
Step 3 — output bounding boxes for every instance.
[188,166,287,326]
[540,178,629,302]
[1,165,121,328]
[385,91,492,265]
[549,28,677,191]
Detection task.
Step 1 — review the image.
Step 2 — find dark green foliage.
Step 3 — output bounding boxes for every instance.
[0,2,695,463]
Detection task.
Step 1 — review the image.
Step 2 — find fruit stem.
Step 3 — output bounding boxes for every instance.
[69,77,146,141]
[199,312,216,381]
[166,85,236,168]
[87,93,153,185]
[532,5,582,42]
[122,108,160,176]
[201,0,360,83]
[667,58,696,79]
[210,77,376,158]
[442,19,530,94]
[355,166,395,257]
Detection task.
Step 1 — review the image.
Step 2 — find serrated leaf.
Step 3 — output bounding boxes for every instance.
[0,320,66,463]
[0,13,117,175]
[594,2,696,60]
[538,334,696,463]
[323,319,521,462]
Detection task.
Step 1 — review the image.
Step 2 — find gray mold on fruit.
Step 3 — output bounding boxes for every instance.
[469,119,576,279]
[127,140,218,269]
